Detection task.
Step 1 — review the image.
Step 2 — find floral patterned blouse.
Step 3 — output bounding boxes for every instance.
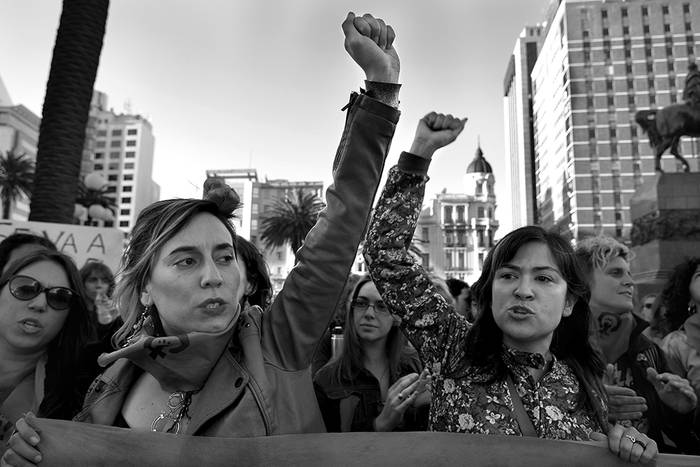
[363,154,606,440]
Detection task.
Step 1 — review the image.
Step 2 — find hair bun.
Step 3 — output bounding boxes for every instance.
[203,177,241,216]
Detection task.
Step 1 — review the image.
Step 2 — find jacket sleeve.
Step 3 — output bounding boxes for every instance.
[263,92,400,369]
[363,153,472,376]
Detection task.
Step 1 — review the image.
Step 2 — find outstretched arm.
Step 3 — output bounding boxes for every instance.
[364,113,469,373]
[263,13,401,368]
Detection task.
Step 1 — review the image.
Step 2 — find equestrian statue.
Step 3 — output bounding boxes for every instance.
[635,62,700,172]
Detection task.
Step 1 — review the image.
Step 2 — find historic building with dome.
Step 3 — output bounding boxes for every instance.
[413,143,499,285]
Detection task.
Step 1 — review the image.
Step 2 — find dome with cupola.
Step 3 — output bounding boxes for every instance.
[466,144,492,174]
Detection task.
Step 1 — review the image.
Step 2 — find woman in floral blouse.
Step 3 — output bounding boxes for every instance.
[363,112,658,464]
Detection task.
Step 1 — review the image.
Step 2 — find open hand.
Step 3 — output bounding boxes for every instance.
[342,12,399,83]
[409,112,467,159]
[646,367,697,414]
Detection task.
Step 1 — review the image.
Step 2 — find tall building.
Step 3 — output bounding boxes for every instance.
[206,167,323,292]
[0,74,41,220]
[530,0,699,240]
[89,94,159,232]
[503,25,544,228]
[414,145,499,285]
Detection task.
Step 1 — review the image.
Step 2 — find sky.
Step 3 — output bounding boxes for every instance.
[0,0,553,235]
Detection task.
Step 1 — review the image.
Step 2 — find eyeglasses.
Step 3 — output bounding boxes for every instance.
[8,275,76,311]
[351,299,391,315]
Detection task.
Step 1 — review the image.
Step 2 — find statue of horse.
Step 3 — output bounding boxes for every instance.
[635,103,700,172]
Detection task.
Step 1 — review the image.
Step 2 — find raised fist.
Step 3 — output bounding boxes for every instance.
[341,12,399,83]
[409,112,467,159]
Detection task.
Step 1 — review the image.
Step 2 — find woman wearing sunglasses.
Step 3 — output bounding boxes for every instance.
[314,275,430,432]
[0,250,96,445]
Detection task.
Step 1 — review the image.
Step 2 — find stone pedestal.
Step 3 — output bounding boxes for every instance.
[629,172,700,299]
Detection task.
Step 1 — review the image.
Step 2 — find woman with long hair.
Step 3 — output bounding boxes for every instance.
[658,258,700,399]
[314,275,429,432]
[363,112,657,463]
[0,251,98,443]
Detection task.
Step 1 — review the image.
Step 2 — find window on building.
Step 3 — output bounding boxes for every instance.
[458,251,465,270]
[622,26,629,35]
[642,6,648,16]
[643,25,650,34]
[122,185,133,193]
[478,207,485,218]
[123,174,133,181]
[477,229,485,247]
[94,153,104,160]
[602,27,609,37]
[662,5,669,15]
[111,129,122,136]
[478,252,484,269]
[96,141,106,148]
[621,7,627,17]
[119,221,129,227]
[104,221,113,228]
[664,24,671,33]
[120,209,130,216]
[684,4,690,13]
[93,163,103,171]
[110,140,121,148]
[456,205,465,223]
[105,186,116,193]
[686,22,692,32]
[422,227,429,241]
[125,151,135,158]
[124,162,135,169]
[108,163,118,170]
[443,205,453,223]
[108,174,117,181]
[109,151,120,159]
[121,197,131,203]
[476,182,482,195]
[97,130,107,137]
[127,129,138,135]
[445,251,452,270]
[126,140,137,147]
[601,9,607,18]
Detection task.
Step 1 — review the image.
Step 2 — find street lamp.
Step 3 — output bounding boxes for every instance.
[75,172,116,226]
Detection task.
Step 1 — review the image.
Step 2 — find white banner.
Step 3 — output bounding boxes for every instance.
[0,220,124,271]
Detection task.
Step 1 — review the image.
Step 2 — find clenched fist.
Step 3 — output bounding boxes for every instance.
[409,112,467,159]
[342,12,399,83]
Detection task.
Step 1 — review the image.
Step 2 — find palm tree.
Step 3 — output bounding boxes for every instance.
[29,0,110,223]
[0,152,35,219]
[260,188,325,261]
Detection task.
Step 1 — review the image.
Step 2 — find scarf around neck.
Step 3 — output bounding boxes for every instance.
[97,307,240,392]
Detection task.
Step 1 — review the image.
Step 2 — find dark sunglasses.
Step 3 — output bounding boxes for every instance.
[9,275,76,311]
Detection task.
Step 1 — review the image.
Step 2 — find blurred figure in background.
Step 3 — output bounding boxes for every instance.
[314,275,429,432]
[446,277,473,322]
[80,261,120,352]
[234,236,273,310]
[656,258,700,400]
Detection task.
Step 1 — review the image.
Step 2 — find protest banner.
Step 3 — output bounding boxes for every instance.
[29,418,698,467]
[0,220,124,271]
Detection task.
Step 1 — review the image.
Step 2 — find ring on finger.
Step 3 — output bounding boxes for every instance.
[397,393,405,401]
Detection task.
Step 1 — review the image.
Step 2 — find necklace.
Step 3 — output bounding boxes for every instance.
[151,390,196,434]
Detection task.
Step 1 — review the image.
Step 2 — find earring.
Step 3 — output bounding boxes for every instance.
[124,305,150,346]
[689,302,697,316]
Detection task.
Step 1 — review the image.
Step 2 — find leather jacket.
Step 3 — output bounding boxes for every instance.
[75,91,400,436]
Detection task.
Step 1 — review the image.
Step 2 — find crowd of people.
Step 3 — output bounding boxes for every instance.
[1,11,699,466]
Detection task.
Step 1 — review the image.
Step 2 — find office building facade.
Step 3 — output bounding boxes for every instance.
[530,0,698,240]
